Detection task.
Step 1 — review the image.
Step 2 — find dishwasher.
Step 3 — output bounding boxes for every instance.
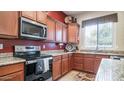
[110,56,124,61]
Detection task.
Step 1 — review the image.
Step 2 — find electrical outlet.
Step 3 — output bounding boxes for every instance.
[43,45,46,49]
[0,44,3,49]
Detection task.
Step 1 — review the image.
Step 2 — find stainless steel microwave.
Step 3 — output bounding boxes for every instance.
[20,17,47,40]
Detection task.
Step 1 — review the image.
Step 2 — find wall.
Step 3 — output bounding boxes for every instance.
[74,11,124,51]
[48,11,66,23]
[0,39,64,53]
[0,11,67,53]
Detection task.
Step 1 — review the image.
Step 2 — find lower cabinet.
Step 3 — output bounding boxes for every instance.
[0,63,24,81]
[52,56,62,80]
[52,54,70,80]
[68,54,73,71]
[83,58,94,73]
[62,58,69,75]
[94,59,101,74]
[52,53,110,80]
[0,71,24,81]
[73,57,83,70]
[73,53,110,74]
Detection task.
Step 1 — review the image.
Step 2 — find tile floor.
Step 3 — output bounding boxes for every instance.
[58,70,96,81]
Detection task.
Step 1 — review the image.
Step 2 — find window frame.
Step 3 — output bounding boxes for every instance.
[82,22,116,50]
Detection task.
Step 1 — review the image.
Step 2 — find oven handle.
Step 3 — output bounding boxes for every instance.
[26,60,38,65]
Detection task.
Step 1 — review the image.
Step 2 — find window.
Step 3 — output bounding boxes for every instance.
[84,25,97,48]
[84,22,114,50]
[82,13,118,50]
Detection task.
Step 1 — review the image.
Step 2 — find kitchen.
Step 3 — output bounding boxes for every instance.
[0,11,124,81]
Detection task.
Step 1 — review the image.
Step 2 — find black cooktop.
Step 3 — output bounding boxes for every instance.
[14,53,52,61]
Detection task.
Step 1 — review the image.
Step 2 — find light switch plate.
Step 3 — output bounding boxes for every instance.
[0,44,3,49]
[43,45,46,49]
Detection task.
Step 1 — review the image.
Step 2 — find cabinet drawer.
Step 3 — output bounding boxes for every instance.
[74,53,83,57]
[0,63,24,77]
[83,54,95,58]
[0,71,24,81]
[53,56,61,61]
[95,55,109,59]
[62,54,68,59]
[84,58,94,73]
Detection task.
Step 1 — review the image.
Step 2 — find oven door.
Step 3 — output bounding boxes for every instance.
[20,17,47,39]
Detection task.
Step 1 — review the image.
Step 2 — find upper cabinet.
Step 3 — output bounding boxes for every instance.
[21,11,37,21]
[21,11,47,25]
[68,23,79,43]
[62,25,67,43]
[0,11,18,38]
[55,22,63,42]
[47,17,56,41]
[36,11,47,25]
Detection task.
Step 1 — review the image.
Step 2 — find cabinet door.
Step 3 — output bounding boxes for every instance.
[21,11,36,21]
[73,63,83,71]
[47,17,56,41]
[73,57,83,70]
[94,59,101,74]
[62,58,69,75]
[52,60,62,80]
[84,58,94,73]
[68,23,79,43]
[0,11,18,38]
[62,25,67,43]
[0,71,24,81]
[55,22,63,42]
[36,11,47,24]
[68,54,73,71]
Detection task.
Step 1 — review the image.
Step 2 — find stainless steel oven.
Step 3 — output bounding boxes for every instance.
[20,17,47,40]
[14,45,53,81]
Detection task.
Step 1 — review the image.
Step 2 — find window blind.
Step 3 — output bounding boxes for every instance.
[82,13,118,28]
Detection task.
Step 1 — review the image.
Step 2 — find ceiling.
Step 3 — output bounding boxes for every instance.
[63,11,87,16]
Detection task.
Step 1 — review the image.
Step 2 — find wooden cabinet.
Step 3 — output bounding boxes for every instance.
[83,58,94,73]
[36,11,47,24]
[68,54,73,71]
[0,71,24,81]
[52,56,62,80]
[62,25,67,43]
[0,63,24,81]
[73,53,83,71]
[21,11,36,21]
[47,17,56,41]
[94,59,101,74]
[55,22,63,42]
[62,58,69,75]
[0,11,18,38]
[68,23,79,43]
[73,57,83,70]
[72,53,110,74]
[62,54,69,75]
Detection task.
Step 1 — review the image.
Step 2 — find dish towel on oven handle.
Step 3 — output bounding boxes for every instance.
[43,58,50,73]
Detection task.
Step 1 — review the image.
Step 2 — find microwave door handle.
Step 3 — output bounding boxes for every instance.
[43,28,45,37]
[43,28,46,37]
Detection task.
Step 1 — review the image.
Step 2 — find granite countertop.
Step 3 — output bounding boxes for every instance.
[76,51,124,56]
[46,52,73,56]
[0,57,26,67]
[46,51,124,56]
[95,58,124,81]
